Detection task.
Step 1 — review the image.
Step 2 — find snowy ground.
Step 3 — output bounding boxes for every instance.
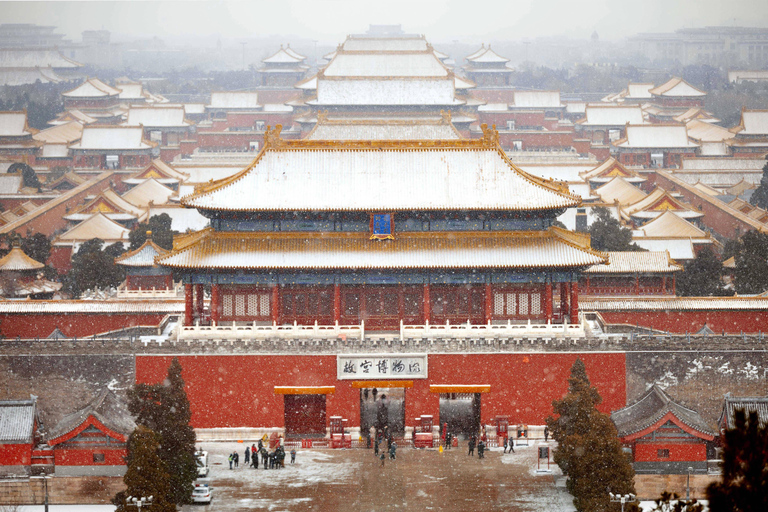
[179,440,578,512]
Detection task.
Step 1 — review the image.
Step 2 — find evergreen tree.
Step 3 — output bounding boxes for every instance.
[547,359,637,512]
[589,207,645,252]
[128,214,176,251]
[676,247,732,296]
[113,425,175,512]
[128,358,197,506]
[20,233,51,266]
[733,231,768,294]
[749,156,768,209]
[64,239,125,297]
[706,409,768,512]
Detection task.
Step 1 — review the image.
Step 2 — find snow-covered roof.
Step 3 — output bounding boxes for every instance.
[51,109,97,125]
[512,91,562,109]
[306,116,461,140]
[721,396,768,429]
[295,75,317,90]
[0,175,24,195]
[323,52,449,77]
[0,66,62,86]
[728,70,768,83]
[181,128,580,213]
[626,83,655,99]
[54,212,130,243]
[0,111,32,137]
[0,399,37,444]
[0,245,44,271]
[466,45,509,63]
[47,388,135,444]
[314,78,460,106]
[624,188,703,220]
[207,91,260,110]
[69,125,154,151]
[263,45,306,64]
[126,105,191,128]
[580,157,643,183]
[584,251,682,274]
[157,228,605,271]
[582,296,768,312]
[634,211,707,238]
[616,124,698,148]
[0,300,184,314]
[454,75,476,89]
[342,36,429,52]
[580,105,645,126]
[115,238,168,267]
[67,187,146,220]
[116,83,145,100]
[650,77,707,97]
[124,159,189,184]
[594,176,648,206]
[62,78,120,98]
[183,103,206,115]
[733,109,768,136]
[0,48,81,69]
[33,121,82,144]
[122,178,176,207]
[686,119,735,142]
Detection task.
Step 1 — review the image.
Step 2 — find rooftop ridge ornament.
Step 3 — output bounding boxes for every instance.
[440,110,452,124]
[263,125,284,147]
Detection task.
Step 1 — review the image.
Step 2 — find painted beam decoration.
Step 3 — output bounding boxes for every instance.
[337,353,427,380]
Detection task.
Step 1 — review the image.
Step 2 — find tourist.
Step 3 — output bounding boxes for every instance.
[508,438,515,453]
[244,446,250,465]
[389,441,397,460]
[544,426,549,442]
[503,437,508,453]
[290,448,296,464]
[233,450,239,467]
[468,435,476,456]
[228,452,234,470]
[374,435,380,456]
[478,439,486,459]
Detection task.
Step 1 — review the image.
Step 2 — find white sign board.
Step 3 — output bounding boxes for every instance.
[337,353,427,380]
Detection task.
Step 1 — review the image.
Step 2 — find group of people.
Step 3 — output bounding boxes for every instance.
[229,440,297,470]
[372,428,397,466]
[467,435,487,458]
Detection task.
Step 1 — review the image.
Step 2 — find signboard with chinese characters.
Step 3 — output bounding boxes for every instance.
[337,353,427,380]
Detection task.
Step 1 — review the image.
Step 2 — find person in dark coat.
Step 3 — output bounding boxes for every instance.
[508,438,515,453]
[261,447,269,469]
[244,446,250,465]
[503,437,508,453]
[290,448,296,464]
[477,440,486,459]
[389,441,397,460]
[233,451,239,467]
[544,426,549,442]
[468,436,476,456]
[229,452,234,470]
[374,436,380,456]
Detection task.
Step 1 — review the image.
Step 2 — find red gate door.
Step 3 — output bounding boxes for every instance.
[284,394,327,437]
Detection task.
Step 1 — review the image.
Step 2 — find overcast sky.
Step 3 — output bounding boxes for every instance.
[3,0,768,44]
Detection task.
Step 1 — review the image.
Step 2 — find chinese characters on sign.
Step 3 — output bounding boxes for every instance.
[337,354,427,380]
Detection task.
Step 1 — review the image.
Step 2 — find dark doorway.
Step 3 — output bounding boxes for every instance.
[360,387,405,437]
[284,394,326,438]
[439,393,481,439]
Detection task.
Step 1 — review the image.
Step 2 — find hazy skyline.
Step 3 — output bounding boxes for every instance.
[2,0,768,45]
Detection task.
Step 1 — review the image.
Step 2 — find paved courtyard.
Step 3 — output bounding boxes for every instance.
[181,440,576,512]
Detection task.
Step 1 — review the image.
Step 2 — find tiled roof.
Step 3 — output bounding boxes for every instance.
[306,116,461,140]
[0,245,44,271]
[323,52,449,78]
[611,385,714,439]
[686,119,735,142]
[342,36,428,52]
[312,78,461,106]
[0,399,36,443]
[157,228,606,271]
[0,67,63,86]
[54,212,130,244]
[626,83,655,99]
[720,396,768,429]
[126,106,191,128]
[67,187,146,219]
[122,178,176,207]
[262,45,306,64]
[0,111,32,137]
[0,278,62,297]
[62,78,120,98]
[580,105,645,126]
[207,92,260,110]
[48,388,135,444]
[581,296,768,311]
[115,239,168,267]
[650,77,707,97]
[512,91,561,109]
[635,211,707,238]
[616,124,698,148]
[580,157,644,183]
[466,45,509,63]
[624,188,703,220]
[33,121,83,144]
[584,251,682,274]
[734,109,768,136]
[181,131,580,213]
[70,126,154,151]
[0,299,184,314]
[594,176,648,206]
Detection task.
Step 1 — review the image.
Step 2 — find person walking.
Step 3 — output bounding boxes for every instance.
[374,435,380,457]
[468,435,476,456]
[290,448,296,464]
[478,439,486,459]
[503,437,508,454]
[380,451,386,467]
[389,441,397,460]
[233,451,239,468]
[508,437,515,453]
[244,446,250,466]
[261,447,269,469]
[544,426,549,442]
[228,452,234,470]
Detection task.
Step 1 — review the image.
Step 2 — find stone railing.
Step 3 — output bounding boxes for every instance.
[400,318,585,340]
[116,282,184,299]
[178,320,364,341]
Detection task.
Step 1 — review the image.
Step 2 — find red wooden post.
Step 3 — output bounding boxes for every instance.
[194,284,204,321]
[423,283,431,324]
[333,284,341,323]
[271,285,280,324]
[570,282,579,323]
[484,283,493,324]
[585,276,590,295]
[210,284,220,325]
[165,275,173,290]
[672,275,676,296]
[544,282,553,323]
[184,284,193,325]
[635,274,640,295]
[662,276,667,295]
[559,282,569,321]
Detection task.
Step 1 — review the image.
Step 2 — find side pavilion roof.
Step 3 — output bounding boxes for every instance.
[157,227,606,271]
[181,125,580,213]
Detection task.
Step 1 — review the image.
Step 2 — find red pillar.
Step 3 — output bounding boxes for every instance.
[484,283,493,324]
[559,282,569,321]
[271,285,280,324]
[585,276,590,295]
[333,284,341,323]
[184,284,193,325]
[194,284,204,322]
[211,284,221,325]
[635,274,640,295]
[423,283,431,324]
[544,282,553,323]
[672,275,676,296]
[662,276,667,295]
[569,282,579,323]
[165,274,173,290]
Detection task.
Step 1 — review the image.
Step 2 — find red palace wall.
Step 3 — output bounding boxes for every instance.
[0,312,172,338]
[597,310,768,334]
[634,442,706,462]
[54,448,126,466]
[0,443,32,466]
[135,353,626,429]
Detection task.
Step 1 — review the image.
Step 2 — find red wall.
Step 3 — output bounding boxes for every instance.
[597,310,768,334]
[135,353,626,429]
[54,448,126,466]
[0,443,32,466]
[634,442,706,462]
[0,312,172,338]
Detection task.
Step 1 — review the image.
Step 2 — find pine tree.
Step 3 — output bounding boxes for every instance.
[706,409,768,512]
[128,214,176,251]
[547,359,638,512]
[128,358,197,506]
[749,156,768,209]
[676,247,731,296]
[113,426,175,512]
[589,207,645,252]
[733,231,768,294]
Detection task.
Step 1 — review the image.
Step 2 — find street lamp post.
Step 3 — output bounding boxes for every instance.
[609,492,636,512]
[126,495,153,511]
[687,466,694,500]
